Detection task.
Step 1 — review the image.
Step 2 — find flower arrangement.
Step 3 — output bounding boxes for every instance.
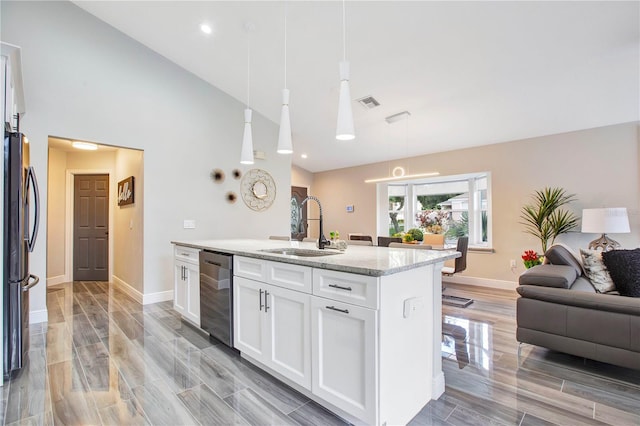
[415,210,449,234]
[522,250,543,269]
[329,231,340,240]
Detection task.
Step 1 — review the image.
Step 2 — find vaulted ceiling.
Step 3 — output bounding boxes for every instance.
[73,1,640,172]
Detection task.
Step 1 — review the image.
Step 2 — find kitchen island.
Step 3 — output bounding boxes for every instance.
[172,239,459,425]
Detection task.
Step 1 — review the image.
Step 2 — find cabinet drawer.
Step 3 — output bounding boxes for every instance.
[267,262,312,294]
[174,245,200,264]
[234,256,267,281]
[313,269,379,309]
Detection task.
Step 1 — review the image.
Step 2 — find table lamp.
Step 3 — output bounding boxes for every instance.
[581,208,630,251]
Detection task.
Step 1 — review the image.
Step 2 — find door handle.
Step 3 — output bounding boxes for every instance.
[259,289,264,311]
[22,274,40,292]
[182,265,186,281]
[26,166,40,253]
[264,290,269,313]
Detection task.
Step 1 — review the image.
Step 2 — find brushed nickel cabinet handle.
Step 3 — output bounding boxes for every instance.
[328,284,352,292]
[326,305,349,314]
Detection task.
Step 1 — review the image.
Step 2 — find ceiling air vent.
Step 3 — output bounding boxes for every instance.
[356,96,380,109]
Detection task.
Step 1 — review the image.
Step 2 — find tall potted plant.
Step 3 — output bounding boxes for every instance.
[520,187,579,254]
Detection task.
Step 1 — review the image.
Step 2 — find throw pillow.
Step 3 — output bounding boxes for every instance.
[580,249,615,293]
[602,249,640,297]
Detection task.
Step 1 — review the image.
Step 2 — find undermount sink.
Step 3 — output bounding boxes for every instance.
[259,248,342,257]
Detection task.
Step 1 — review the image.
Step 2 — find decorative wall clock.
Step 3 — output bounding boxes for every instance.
[240,169,276,211]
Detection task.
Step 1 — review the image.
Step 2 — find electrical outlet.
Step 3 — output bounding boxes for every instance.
[510,259,517,268]
[183,220,196,229]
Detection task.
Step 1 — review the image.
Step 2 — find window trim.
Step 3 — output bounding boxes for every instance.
[377,172,493,249]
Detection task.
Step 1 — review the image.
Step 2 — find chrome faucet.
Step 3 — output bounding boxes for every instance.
[300,196,329,249]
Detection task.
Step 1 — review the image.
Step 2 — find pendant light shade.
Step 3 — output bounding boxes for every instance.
[336,60,355,141]
[240,108,254,164]
[336,0,354,141]
[277,89,293,154]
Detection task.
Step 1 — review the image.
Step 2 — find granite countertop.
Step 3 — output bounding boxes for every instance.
[171,239,460,277]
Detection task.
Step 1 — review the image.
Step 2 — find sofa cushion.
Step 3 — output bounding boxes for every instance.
[519,264,577,289]
[602,249,640,297]
[544,245,583,277]
[570,276,597,293]
[580,249,615,293]
[517,285,640,316]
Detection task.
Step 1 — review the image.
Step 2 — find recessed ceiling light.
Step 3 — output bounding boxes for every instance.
[71,141,98,151]
[200,23,212,34]
[300,154,308,159]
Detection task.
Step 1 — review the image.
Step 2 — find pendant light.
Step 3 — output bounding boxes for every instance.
[240,23,255,165]
[336,0,355,141]
[277,4,293,154]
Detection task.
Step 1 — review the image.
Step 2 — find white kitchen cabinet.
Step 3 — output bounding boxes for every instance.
[232,254,440,425]
[1,43,26,131]
[173,245,200,326]
[234,275,311,389]
[311,297,378,425]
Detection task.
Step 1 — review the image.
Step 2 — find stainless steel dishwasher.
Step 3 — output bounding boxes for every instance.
[199,251,233,347]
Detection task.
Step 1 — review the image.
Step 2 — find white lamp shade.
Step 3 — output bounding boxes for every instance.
[277,89,293,154]
[336,61,355,141]
[581,208,630,233]
[240,108,254,164]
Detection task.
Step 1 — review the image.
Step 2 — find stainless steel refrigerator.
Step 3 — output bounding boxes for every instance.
[3,131,40,379]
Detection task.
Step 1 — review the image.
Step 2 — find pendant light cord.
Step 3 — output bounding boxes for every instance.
[247,31,251,107]
[284,3,288,89]
[342,0,347,61]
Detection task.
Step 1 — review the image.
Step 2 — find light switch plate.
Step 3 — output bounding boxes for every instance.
[183,219,196,229]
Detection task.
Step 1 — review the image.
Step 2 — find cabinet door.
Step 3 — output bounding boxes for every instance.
[266,285,311,389]
[184,262,200,326]
[174,262,187,316]
[311,298,378,424]
[234,277,268,359]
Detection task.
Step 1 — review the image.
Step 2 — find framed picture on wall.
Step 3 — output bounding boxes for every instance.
[117,176,134,206]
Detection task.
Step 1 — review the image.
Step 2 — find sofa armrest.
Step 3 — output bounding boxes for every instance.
[519,264,577,289]
[517,285,640,316]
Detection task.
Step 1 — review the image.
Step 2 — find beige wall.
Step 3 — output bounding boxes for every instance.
[46,148,67,279]
[46,148,116,283]
[312,122,640,285]
[46,145,144,293]
[113,149,144,293]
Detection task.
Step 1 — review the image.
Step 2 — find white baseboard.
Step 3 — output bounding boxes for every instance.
[46,275,67,287]
[112,275,173,305]
[143,290,173,305]
[112,274,143,304]
[29,309,48,324]
[442,275,517,291]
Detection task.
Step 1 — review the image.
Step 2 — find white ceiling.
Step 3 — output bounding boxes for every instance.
[72,1,639,173]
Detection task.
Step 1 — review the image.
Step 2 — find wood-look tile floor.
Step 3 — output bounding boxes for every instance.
[1,281,639,425]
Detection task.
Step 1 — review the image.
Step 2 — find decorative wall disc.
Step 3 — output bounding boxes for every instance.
[240,169,276,211]
[226,191,237,204]
[211,168,225,183]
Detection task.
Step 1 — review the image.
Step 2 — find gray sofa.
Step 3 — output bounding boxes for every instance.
[516,245,640,370]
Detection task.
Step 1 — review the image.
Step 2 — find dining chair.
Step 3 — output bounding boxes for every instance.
[348,240,374,246]
[442,236,468,276]
[350,235,373,242]
[377,236,402,247]
[442,237,472,307]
